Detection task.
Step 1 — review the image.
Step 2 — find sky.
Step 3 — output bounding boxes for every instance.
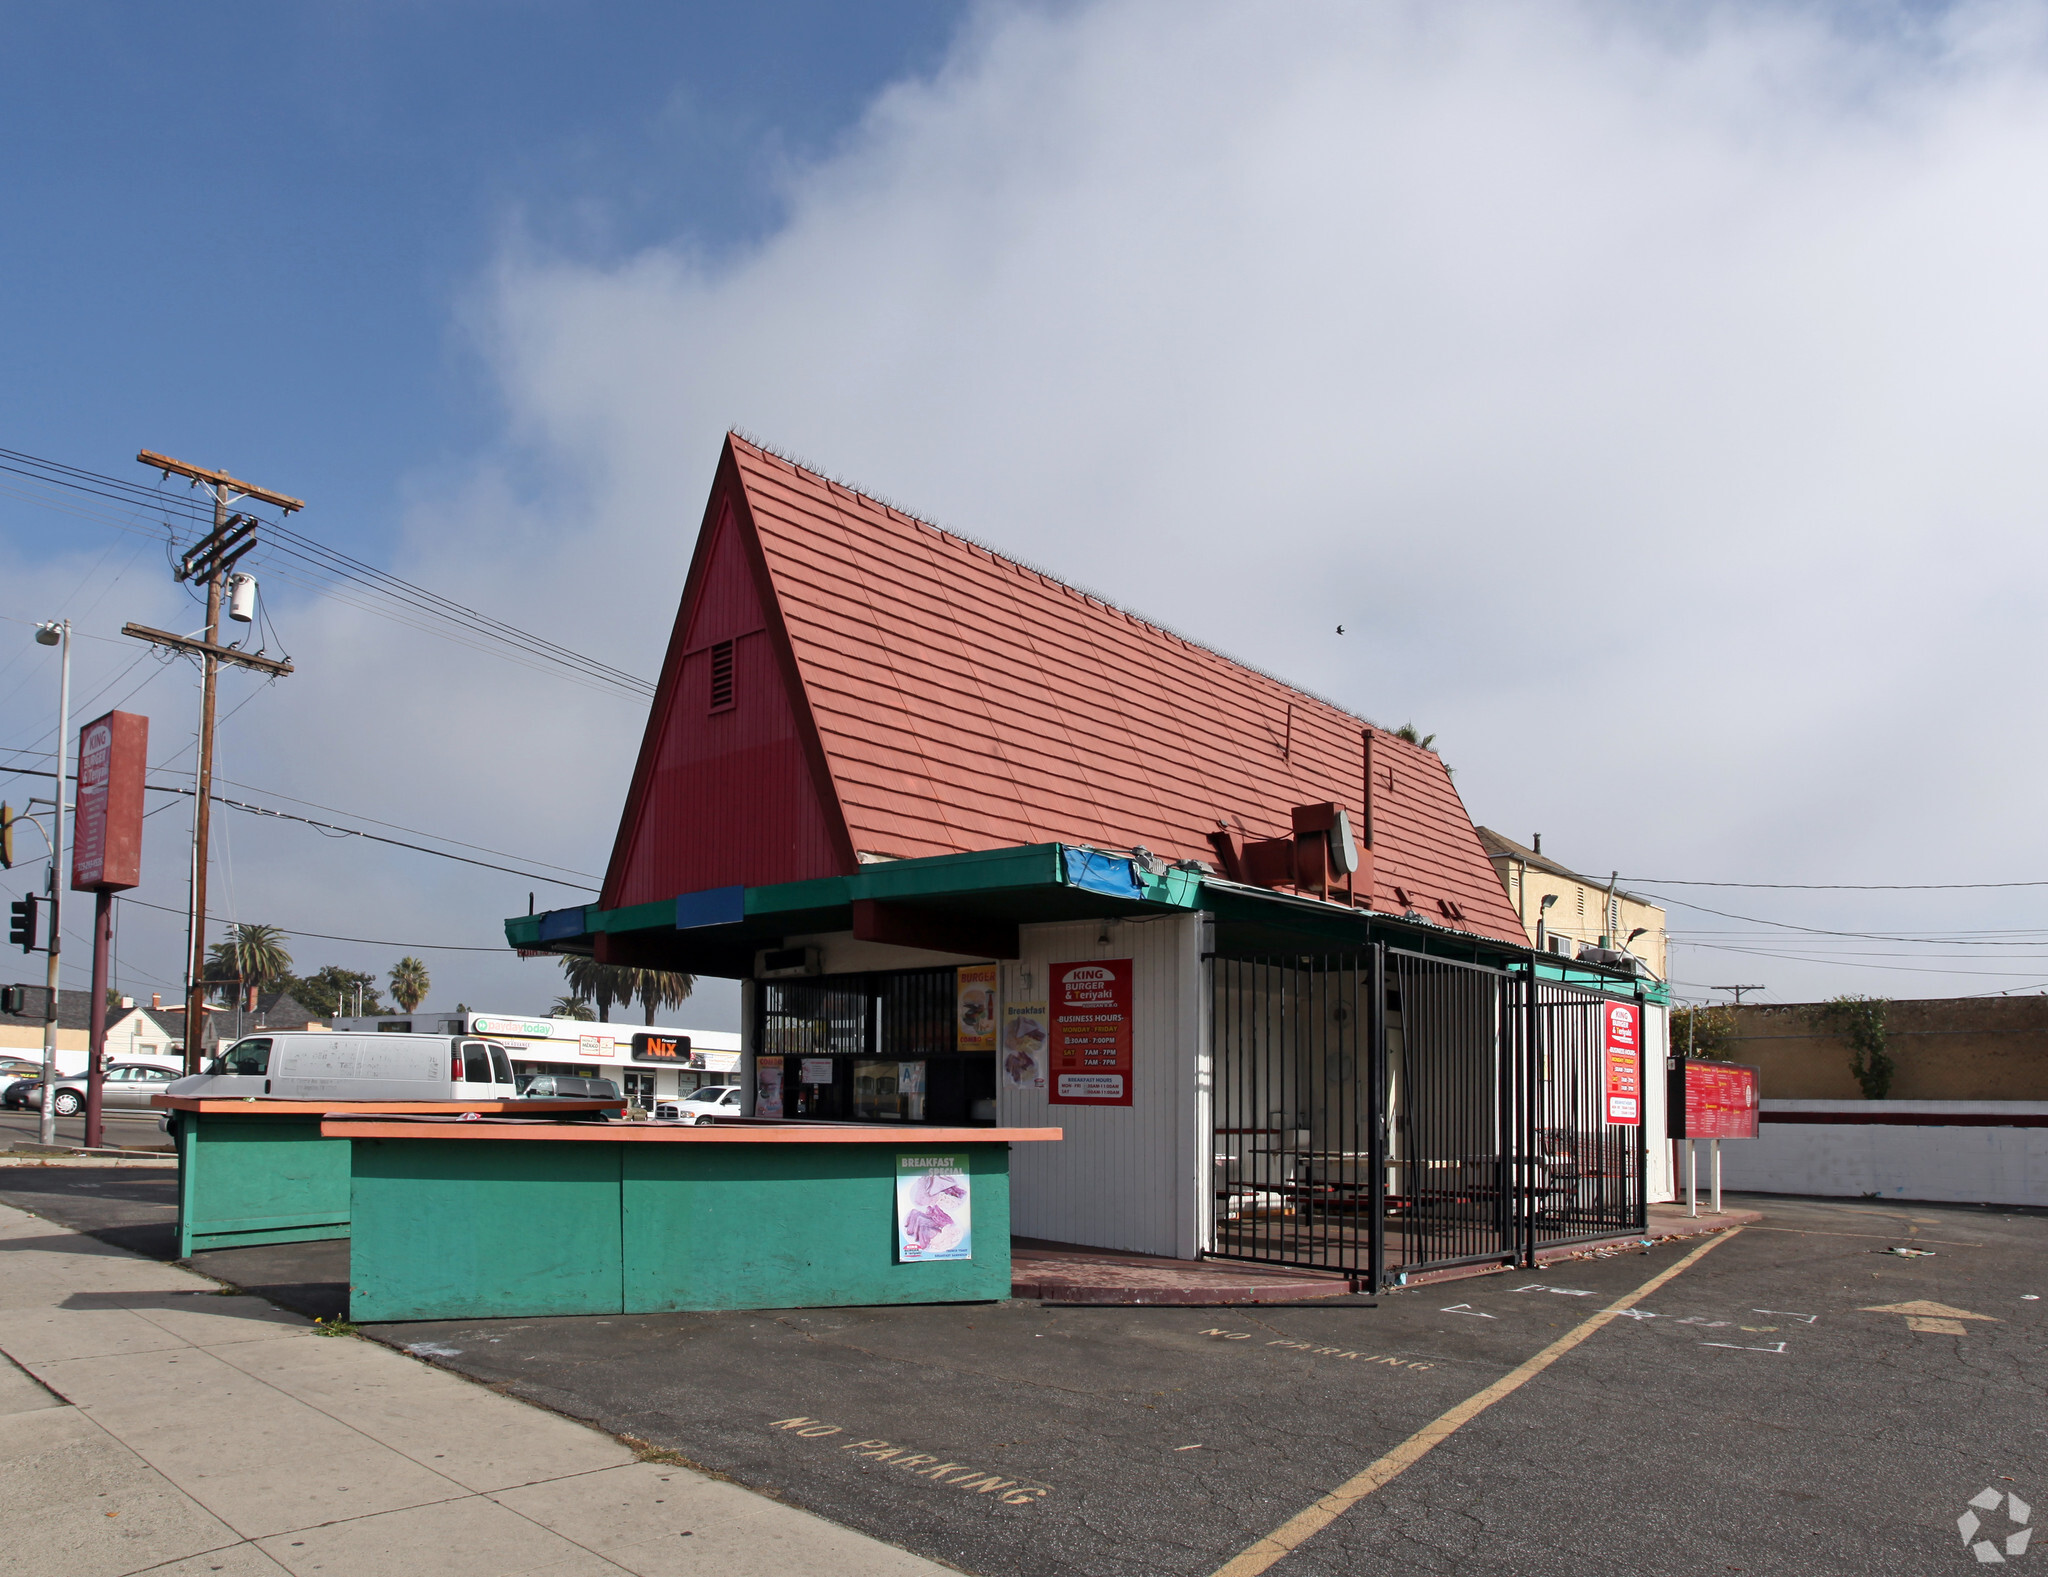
[6,0,2048,1023]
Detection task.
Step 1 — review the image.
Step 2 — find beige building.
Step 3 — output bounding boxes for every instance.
[1475,829,1667,980]
[0,987,180,1075]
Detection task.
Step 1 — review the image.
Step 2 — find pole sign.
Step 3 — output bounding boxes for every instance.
[1048,958,1133,1106]
[1668,1060,1760,1139]
[1603,1001,1642,1126]
[71,711,147,893]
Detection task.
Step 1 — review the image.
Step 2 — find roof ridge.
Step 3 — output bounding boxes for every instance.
[726,428,1390,736]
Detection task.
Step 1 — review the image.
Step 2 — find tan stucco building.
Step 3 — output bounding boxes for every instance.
[0,988,180,1075]
[1476,829,1667,980]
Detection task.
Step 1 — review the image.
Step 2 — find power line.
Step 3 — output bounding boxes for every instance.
[108,892,512,953]
[0,445,657,701]
[0,759,599,889]
[1637,889,2048,947]
[1624,875,2048,890]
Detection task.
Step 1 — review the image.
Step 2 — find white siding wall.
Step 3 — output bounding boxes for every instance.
[1643,1003,1674,1204]
[1000,914,1206,1259]
[1720,1101,2048,1207]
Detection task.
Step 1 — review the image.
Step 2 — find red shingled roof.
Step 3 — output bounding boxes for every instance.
[603,434,1525,948]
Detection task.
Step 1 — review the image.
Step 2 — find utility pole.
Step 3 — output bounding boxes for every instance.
[1713,984,1766,1006]
[127,451,300,1073]
[30,621,71,1147]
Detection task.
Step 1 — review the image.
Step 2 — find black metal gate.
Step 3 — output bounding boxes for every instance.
[1206,945,1645,1288]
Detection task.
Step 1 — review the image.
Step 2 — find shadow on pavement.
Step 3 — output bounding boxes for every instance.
[187,1238,351,1321]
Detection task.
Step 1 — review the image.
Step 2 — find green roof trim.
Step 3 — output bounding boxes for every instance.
[499,849,1650,1003]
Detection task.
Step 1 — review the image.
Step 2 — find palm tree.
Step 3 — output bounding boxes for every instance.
[389,957,430,1013]
[550,996,595,1021]
[632,969,696,1026]
[560,956,637,1022]
[206,924,293,1010]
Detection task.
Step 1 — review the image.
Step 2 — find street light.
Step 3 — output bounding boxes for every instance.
[29,621,69,1147]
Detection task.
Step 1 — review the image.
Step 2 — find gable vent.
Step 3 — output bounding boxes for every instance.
[710,639,736,711]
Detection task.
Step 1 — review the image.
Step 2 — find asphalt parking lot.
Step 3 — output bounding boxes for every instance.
[1,1164,2039,1577]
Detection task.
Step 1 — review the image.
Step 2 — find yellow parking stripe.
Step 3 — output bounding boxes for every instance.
[1209,1229,1746,1577]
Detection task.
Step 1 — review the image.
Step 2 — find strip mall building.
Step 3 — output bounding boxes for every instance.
[510,436,1672,1290]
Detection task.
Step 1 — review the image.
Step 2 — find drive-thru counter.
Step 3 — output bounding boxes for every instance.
[319,1115,1061,1322]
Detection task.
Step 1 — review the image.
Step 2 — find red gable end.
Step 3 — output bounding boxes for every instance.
[602,434,1525,948]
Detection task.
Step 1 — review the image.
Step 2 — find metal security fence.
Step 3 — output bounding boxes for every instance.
[1210,953,1377,1276]
[1521,976,1645,1255]
[1206,944,1645,1289]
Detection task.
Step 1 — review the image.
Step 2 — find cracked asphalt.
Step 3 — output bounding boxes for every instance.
[2,1164,2040,1577]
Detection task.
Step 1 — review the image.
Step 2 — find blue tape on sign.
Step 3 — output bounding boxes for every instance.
[537,907,590,942]
[1062,847,1143,899]
[674,885,746,930]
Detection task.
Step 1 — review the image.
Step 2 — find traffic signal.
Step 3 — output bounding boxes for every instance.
[8,896,36,953]
[0,985,22,1014]
[0,803,13,869]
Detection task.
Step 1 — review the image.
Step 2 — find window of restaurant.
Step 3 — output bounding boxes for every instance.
[756,967,997,1125]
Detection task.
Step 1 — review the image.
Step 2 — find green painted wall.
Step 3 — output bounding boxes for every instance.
[346,1139,1012,1322]
[173,1111,352,1258]
[622,1142,1009,1311]
[349,1138,625,1322]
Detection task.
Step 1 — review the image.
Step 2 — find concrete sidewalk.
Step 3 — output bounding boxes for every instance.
[0,1201,947,1577]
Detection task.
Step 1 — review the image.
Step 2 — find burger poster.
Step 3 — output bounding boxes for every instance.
[1049,958,1133,1106]
[956,964,999,1053]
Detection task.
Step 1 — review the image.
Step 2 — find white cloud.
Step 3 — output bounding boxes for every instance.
[471,0,2048,1004]
[21,0,2048,1015]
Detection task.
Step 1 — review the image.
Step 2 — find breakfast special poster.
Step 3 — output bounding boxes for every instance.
[1003,995,1048,1089]
[956,964,999,1052]
[896,1153,973,1261]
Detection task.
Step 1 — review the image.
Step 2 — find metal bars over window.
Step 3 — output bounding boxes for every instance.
[1206,946,1645,1289]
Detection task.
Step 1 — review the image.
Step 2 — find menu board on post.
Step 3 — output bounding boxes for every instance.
[755,1056,785,1118]
[1669,1061,1760,1140]
[71,710,147,893]
[1049,959,1133,1106]
[1603,1002,1642,1126]
[956,964,998,1052]
[895,1152,972,1261]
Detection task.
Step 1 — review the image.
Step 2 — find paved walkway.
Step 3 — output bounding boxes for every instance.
[0,1200,945,1577]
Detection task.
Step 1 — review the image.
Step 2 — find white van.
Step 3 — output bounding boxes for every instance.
[166,1032,522,1103]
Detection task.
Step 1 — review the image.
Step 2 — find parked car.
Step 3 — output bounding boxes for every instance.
[1,1062,179,1117]
[517,1074,623,1101]
[2,1076,42,1110]
[167,1032,521,1102]
[654,1085,743,1124]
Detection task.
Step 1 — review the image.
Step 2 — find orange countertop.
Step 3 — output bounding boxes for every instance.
[155,1097,619,1114]
[318,1117,1063,1144]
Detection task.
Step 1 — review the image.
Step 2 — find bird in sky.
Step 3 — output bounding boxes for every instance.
[1335,624,1345,635]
